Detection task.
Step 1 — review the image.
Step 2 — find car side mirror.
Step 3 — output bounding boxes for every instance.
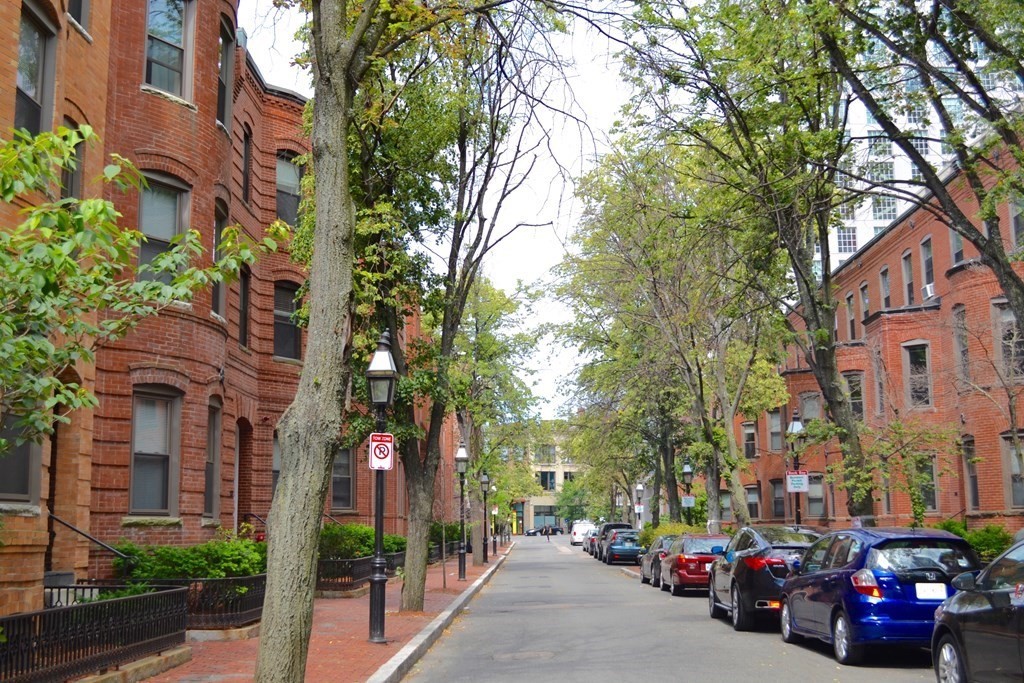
[711,545,724,555]
[952,571,978,592]
[725,551,735,563]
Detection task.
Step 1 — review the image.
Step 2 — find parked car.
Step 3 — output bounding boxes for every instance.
[524,528,539,536]
[931,538,1024,682]
[584,528,600,554]
[780,527,981,665]
[709,525,822,631]
[571,521,596,546]
[594,522,633,562]
[604,529,644,565]
[661,534,730,596]
[640,535,677,586]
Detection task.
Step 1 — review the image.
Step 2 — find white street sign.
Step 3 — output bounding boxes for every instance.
[787,470,809,493]
[681,495,696,508]
[369,432,394,471]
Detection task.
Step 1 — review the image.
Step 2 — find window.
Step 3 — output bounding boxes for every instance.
[745,485,760,519]
[807,473,825,517]
[921,238,934,287]
[920,458,937,512]
[837,226,857,254]
[130,387,181,515]
[60,119,84,200]
[67,0,88,27]
[139,177,188,284]
[951,229,965,264]
[720,491,732,522]
[238,266,250,347]
[868,161,894,182]
[276,153,302,225]
[274,282,302,359]
[800,393,822,421]
[743,423,756,459]
[771,480,785,518]
[882,475,892,514]
[873,348,886,416]
[204,399,221,517]
[0,414,40,503]
[536,444,556,463]
[16,5,55,136]
[540,471,556,491]
[1004,434,1024,508]
[909,135,930,158]
[146,0,193,98]
[880,268,891,308]
[211,202,228,316]
[843,372,864,419]
[867,131,891,157]
[768,410,783,451]
[272,433,281,498]
[962,436,978,511]
[953,305,970,382]
[331,448,353,509]
[996,302,1024,377]
[217,18,234,126]
[906,105,927,125]
[902,251,915,305]
[846,293,857,340]
[1013,196,1024,251]
[241,125,252,204]
[860,283,870,320]
[904,343,932,407]
[563,471,575,483]
[873,196,898,222]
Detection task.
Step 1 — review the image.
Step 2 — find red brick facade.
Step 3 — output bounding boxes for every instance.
[0,0,458,617]
[732,159,1024,536]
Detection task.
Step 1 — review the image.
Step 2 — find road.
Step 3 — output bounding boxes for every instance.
[404,535,933,683]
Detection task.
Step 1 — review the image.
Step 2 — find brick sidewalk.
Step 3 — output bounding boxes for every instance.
[143,548,505,683]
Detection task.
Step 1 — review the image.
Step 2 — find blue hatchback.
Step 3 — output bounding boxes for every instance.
[779,527,980,665]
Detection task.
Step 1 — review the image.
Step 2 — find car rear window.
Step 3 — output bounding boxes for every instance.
[866,540,980,574]
[684,537,728,554]
[758,528,820,544]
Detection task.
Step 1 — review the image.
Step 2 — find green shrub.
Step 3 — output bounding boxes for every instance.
[966,525,1013,563]
[383,534,407,553]
[429,521,462,547]
[638,522,707,548]
[931,519,968,538]
[114,535,266,580]
[319,523,374,560]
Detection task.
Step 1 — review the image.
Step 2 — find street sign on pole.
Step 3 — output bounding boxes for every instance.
[681,495,696,508]
[786,470,809,493]
[369,433,394,471]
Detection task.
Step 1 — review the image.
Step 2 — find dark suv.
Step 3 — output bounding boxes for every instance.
[594,522,633,562]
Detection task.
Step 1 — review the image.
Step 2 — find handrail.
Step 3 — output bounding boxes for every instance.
[245,512,267,525]
[50,513,132,562]
[323,513,343,525]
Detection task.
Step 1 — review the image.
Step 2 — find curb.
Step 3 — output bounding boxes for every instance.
[367,543,513,683]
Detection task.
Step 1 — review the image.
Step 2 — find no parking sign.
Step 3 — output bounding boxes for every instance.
[369,433,394,470]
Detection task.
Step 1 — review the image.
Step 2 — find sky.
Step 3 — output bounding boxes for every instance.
[238,3,630,418]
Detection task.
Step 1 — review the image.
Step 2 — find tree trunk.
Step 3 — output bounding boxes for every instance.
[660,421,681,522]
[402,475,433,611]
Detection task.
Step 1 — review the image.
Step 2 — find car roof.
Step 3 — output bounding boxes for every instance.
[831,526,965,541]
[681,533,730,539]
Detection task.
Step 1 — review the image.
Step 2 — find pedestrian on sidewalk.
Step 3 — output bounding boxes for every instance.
[544,525,550,542]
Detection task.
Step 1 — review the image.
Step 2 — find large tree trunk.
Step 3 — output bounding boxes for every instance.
[402,474,434,611]
[255,72,355,681]
[659,419,681,522]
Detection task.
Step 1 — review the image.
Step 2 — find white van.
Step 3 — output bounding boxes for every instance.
[570,521,596,546]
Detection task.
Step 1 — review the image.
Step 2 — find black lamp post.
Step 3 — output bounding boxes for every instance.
[366,330,397,644]
[682,459,694,526]
[787,410,804,526]
[480,473,490,563]
[490,487,498,556]
[455,441,468,581]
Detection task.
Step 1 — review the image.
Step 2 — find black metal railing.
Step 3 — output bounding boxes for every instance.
[49,514,137,575]
[150,574,266,629]
[0,585,186,683]
[316,556,373,592]
[384,551,405,576]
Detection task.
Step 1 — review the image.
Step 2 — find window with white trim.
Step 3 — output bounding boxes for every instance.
[860,283,870,320]
[216,17,234,126]
[139,176,189,284]
[768,410,782,451]
[807,474,825,517]
[874,196,898,222]
[921,237,934,287]
[130,386,181,515]
[837,226,857,254]
[920,457,938,512]
[745,484,760,519]
[274,281,302,359]
[902,251,915,305]
[276,153,302,225]
[951,229,964,264]
[843,371,864,420]
[880,268,890,308]
[743,423,756,459]
[904,342,932,407]
[720,491,732,522]
[771,480,785,518]
[145,0,194,99]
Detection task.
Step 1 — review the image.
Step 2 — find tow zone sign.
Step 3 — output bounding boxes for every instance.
[369,433,394,471]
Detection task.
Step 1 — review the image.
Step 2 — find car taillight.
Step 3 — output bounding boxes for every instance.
[851,568,882,597]
[742,555,786,571]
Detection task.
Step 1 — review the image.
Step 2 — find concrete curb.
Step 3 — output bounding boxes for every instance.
[619,566,641,581]
[367,543,514,683]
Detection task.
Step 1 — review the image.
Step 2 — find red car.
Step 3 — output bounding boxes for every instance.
[660,534,730,596]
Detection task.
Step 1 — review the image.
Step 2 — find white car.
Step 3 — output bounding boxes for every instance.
[570,521,596,546]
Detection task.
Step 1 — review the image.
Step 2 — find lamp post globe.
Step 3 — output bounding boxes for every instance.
[366,330,396,644]
[455,442,468,581]
[480,473,490,563]
[787,410,805,526]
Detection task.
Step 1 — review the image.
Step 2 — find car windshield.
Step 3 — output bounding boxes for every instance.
[615,533,638,542]
[866,540,979,574]
[684,537,728,554]
[758,528,820,545]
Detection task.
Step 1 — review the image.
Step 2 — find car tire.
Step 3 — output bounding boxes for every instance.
[652,568,661,588]
[780,599,802,644]
[934,633,966,683]
[708,580,725,618]
[671,576,685,597]
[731,583,753,631]
[832,612,865,665]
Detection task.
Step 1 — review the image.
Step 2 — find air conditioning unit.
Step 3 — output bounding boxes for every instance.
[921,283,936,299]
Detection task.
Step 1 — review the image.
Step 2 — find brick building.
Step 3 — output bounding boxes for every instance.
[0,0,457,617]
[730,154,1024,536]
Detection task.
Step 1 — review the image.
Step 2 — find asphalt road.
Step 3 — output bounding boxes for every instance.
[403,535,934,683]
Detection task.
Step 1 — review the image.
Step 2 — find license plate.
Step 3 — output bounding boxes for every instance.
[624,541,635,547]
[916,583,947,600]
[703,563,711,572]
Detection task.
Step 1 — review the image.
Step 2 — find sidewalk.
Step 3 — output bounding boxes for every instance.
[140,545,510,683]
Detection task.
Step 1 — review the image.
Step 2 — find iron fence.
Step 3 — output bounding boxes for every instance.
[0,585,186,683]
[151,574,266,629]
[316,556,372,592]
[384,551,405,576]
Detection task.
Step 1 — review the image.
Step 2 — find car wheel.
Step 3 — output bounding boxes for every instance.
[731,583,753,631]
[708,580,724,618]
[832,612,865,665]
[671,576,685,597]
[934,633,966,683]
[780,599,802,644]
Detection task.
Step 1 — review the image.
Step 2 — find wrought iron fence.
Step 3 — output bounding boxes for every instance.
[384,551,405,576]
[316,556,372,592]
[427,542,460,563]
[151,574,266,629]
[0,585,187,683]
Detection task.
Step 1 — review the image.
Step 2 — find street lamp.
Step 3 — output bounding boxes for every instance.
[455,441,469,581]
[681,459,694,526]
[787,410,805,526]
[480,473,490,563]
[366,330,397,644]
[635,483,644,530]
[491,487,498,556]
